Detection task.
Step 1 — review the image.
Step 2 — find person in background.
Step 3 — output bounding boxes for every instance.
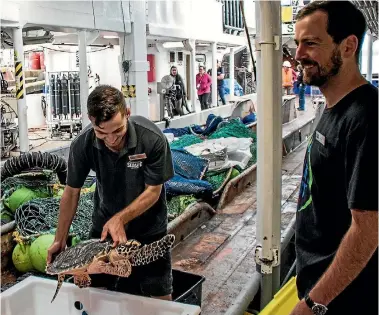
[282,60,294,95]
[196,65,212,110]
[290,1,378,315]
[217,60,226,105]
[296,64,306,111]
[169,66,191,115]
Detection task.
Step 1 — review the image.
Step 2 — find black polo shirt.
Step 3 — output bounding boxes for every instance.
[66,115,174,239]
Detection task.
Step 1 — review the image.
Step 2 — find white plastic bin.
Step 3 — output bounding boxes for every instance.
[1,276,201,315]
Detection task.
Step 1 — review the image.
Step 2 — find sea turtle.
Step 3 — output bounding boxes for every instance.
[45,234,175,303]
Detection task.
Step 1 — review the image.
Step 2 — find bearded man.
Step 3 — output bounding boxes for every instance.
[290,2,378,315]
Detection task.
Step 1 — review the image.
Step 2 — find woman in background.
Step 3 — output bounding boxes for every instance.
[196,65,212,110]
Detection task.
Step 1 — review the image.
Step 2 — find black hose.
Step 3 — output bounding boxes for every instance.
[0,151,67,184]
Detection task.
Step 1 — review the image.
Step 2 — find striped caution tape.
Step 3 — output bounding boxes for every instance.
[15,61,24,99]
[121,85,136,98]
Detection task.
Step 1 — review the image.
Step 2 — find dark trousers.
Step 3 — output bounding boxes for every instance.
[218,86,226,105]
[199,93,210,110]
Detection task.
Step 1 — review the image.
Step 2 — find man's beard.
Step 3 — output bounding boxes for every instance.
[301,47,342,87]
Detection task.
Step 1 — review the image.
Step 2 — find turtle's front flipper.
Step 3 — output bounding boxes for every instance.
[129,234,175,266]
[87,258,132,277]
[51,274,65,303]
[74,274,91,288]
[103,260,132,277]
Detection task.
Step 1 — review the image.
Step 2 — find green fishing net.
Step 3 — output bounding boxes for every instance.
[208,119,255,140]
[170,134,203,149]
[167,195,197,221]
[14,192,94,243]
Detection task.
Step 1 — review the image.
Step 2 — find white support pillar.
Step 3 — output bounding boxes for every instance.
[366,32,373,83]
[119,1,149,118]
[255,1,282,309]
[229,47,235,101]
[184,39,199,113]
[78,30,90,128]
[212,42,218,107]
[13,26,29,153]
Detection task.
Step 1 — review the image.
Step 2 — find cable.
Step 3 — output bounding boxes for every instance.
[239,0,257,83]
[120,0,131,108]
[91,0,97,30]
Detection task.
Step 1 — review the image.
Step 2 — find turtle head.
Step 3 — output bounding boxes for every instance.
[114,240,141,257]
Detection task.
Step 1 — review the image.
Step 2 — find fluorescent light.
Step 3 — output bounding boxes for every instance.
[162,42,184,49]
[103,35,118,39]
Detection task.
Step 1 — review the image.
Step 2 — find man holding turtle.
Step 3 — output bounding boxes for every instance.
[47,85,175,301]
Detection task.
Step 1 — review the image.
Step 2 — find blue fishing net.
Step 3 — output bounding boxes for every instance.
[165,175,213,197]
[171,148,209,180]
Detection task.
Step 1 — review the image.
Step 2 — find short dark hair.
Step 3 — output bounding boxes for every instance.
[296,1,367,63]
[87,85,127,126]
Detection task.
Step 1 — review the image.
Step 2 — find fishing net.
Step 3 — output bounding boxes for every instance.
[167,195,197,221]
[165,175,213,198]
[170,134,204,149]
[208,118,255,140]
[14,192,94,243]
[205,168,234,191]
[171,148,209,180]
[0,173,58,217]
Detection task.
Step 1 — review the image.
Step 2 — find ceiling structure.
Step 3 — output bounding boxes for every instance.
[350,0,378,39]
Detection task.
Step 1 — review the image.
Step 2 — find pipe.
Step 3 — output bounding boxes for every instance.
[78,30,90,128]
[281,259,297,289]
[212,42,218,107]
[12,26,29,153]
[223,273,261,315]
[366,32,373,83]
[229,47,235,100]
[0,221,16,235]
[255,0,282,309]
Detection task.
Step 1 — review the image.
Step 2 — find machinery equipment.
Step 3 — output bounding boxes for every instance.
[0,99,18,158]
[45,71,82,139]
[157,75,183,120]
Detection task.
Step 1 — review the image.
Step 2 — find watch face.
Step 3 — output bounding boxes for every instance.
[312,304,328,315]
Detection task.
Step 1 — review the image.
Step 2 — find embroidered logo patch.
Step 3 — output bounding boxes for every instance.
[127,161,143,169]
[129,153,147,161]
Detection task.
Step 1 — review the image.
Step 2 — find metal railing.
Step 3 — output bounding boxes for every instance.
[222,0,244,35]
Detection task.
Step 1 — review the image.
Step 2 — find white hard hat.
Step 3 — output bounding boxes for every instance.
[283,61,291,67]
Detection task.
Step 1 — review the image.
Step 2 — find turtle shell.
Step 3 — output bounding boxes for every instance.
[46,239,112,274]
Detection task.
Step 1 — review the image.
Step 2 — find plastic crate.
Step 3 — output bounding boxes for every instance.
[172,269,205,307]
[1,276,201,315]
[259,276,299,315]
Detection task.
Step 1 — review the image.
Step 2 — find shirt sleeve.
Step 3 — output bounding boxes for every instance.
[144,136,174,186]
[66,139,91,189]
[344,113,378,210]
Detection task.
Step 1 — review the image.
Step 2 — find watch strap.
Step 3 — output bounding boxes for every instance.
[305,294,314,309]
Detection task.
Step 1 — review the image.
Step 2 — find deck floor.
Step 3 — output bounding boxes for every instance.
[171,142,307,315]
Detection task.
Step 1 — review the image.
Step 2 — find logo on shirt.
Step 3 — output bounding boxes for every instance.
[127,161,143,169]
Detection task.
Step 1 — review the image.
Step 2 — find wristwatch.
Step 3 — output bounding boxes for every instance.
[304,294,328,315]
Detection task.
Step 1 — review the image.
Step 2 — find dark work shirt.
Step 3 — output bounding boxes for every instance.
[295,83,378,314]
[66,115,174,239]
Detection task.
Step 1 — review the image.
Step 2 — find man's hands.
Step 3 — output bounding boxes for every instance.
[47,240,67,265]
[100,213,127,247]
[289,299,313,315]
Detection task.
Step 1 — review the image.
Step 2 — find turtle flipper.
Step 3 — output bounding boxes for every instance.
[129,234,175,266]
[51,274,65,303]
[74,273,91,288]
[103,260,132,277]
